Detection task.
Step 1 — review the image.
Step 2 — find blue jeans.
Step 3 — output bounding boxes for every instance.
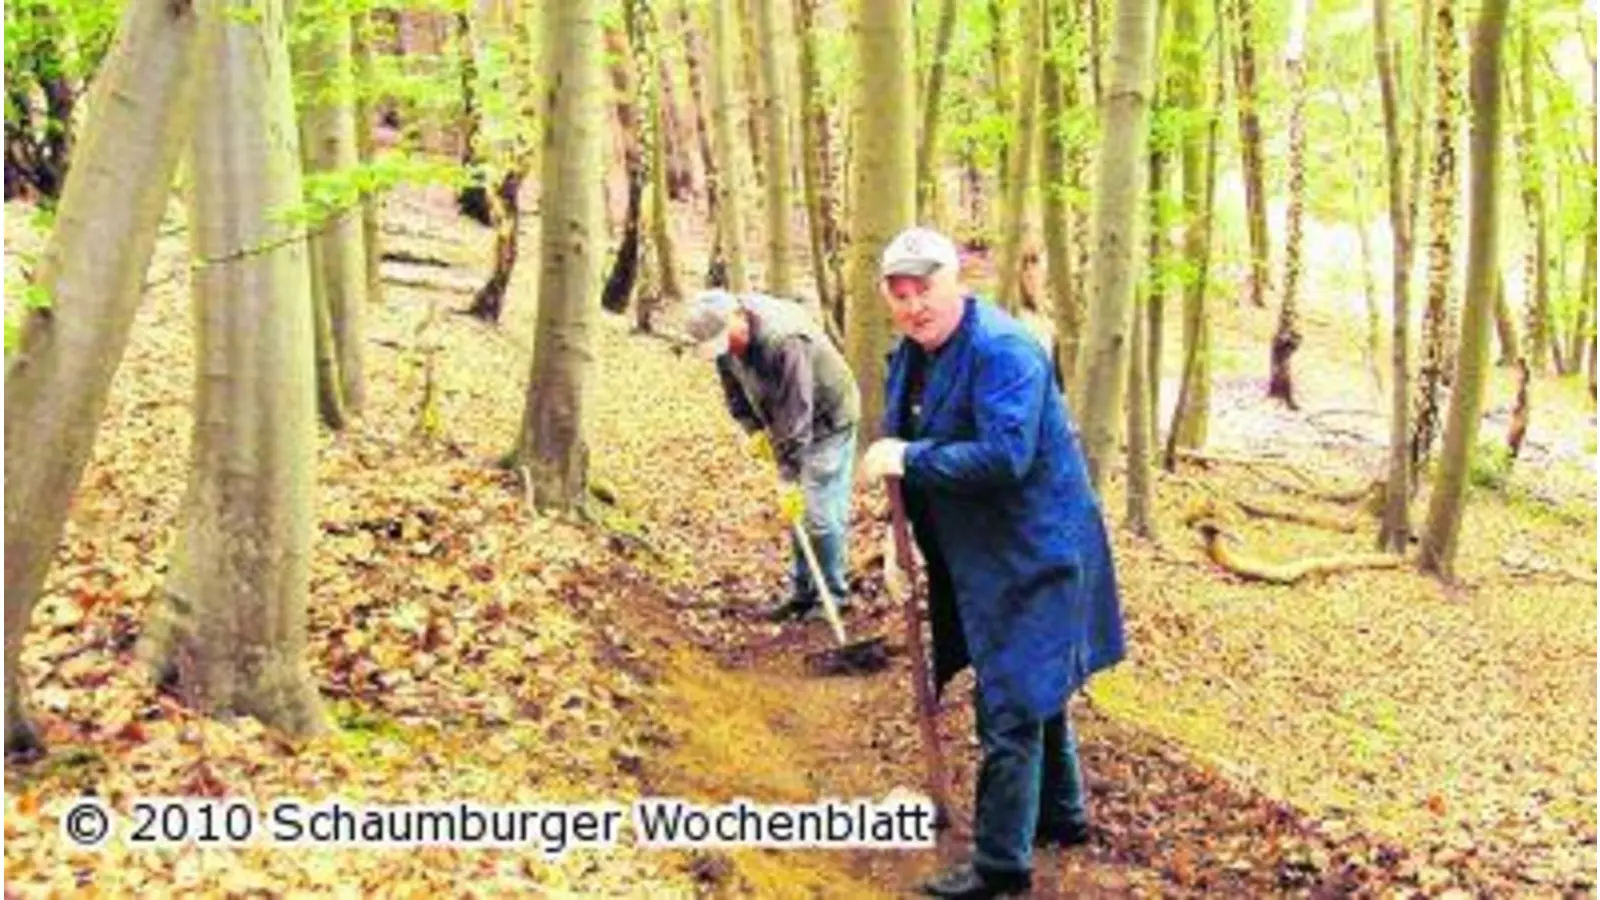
[973,698,1088,874]
[789,427,855,606]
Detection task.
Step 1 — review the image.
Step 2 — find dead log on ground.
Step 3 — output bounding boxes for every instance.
[1194,520,1404,585]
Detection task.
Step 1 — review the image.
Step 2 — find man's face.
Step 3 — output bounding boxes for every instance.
[726,310,751,357]
[882,267,963,350]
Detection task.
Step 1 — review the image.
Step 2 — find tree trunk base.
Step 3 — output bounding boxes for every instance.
[5,691,43,759]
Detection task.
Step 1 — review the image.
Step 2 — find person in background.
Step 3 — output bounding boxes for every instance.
[860,227,1125,899]
[685,290,862,622]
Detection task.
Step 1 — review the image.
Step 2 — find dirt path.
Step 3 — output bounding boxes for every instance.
[564,547,1464,898]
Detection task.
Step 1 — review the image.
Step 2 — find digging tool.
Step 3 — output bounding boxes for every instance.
[886,476,955,831]
[791,518,889,675]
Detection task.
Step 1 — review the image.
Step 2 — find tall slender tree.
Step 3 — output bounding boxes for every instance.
[1419,0,1509,576]
[997,0,1046,312]
[1041,0,1078,385]
[4,0,201,755]
[1170,0,1216,449]
[916,0,960,222]
[512,0,603,509]
[1411,0,1461,485]
[465,0,538,324]
[1227,0,1268,308]
[1076,0,1157,490]
[845,0,915,439]
[1513,10,1551,374]
[679,0,719,227]
[353,10,383,308]
[1374,0,1413,552]
[294,0,369,426]
[149,0,327,736]
[709,0,750,290]
[988,0,1015,218]
[641,0,684,315]
[600,21,648,315]
[1143,0,1171,441]
[1268,0,1310,407]
[794,0,841,329]
[753,0,794,294]
[1128,0,1165,537]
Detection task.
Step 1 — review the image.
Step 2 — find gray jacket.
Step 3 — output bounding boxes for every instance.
[716,294,861,481]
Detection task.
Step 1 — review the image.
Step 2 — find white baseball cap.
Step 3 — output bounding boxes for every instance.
[880,227,961,279]
[685,289,740,360]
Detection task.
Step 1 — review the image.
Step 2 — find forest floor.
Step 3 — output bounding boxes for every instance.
[4,189,1596,897]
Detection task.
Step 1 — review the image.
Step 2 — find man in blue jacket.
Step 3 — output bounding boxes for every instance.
[860,228,1126,899]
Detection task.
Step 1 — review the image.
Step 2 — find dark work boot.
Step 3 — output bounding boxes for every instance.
[765,596,817,623]
[1033,820,1091,849]
[919,862,1032,898]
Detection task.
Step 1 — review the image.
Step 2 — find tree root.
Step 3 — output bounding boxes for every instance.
[1174,448,1381,506]
[1233,496,1359,533]
[1193,519,1403,584]
[1173,478,1361,533]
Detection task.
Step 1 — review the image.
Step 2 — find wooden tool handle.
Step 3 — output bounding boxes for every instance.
[886,477,954,827]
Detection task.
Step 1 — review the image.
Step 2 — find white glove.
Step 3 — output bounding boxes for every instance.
[861,439,908,481]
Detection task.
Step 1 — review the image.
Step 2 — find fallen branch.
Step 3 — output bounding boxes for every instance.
[1175,449,1381,506]
[1176,448,1319,488]
[1193,519,1403,585]
[382,247,458,268]
[1173,479,1361,533]
[1233,496,1360,533]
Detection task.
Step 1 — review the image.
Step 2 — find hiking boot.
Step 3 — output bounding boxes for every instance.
[805,595,854,620]
[919,862,1031,898]
[1034,820,1091,849]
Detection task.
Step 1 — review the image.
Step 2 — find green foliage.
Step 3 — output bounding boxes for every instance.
[3,0,119,199]
[285,152,466,233]
[1467,439,1514,491]
[2,0,118,104]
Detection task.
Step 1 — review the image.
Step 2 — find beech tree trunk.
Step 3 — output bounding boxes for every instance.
[3,0,201,755]
[1374,0,1413,553]
[294,3,369,426]
[795,0,841,327]
[1076,0,1157,490]
[1419,0,1509,576]
[753,0,794,294]
[845,0,915,440]
[1042,0,1077,388]
[997,0,1045,313]
[1410,0,1461,485]
[150,0,327,736]
[1227,0,1269,308]
[916,0,960,222]
[512,0,603,510]
[709,0,750,290]
[1267,0,1309,408]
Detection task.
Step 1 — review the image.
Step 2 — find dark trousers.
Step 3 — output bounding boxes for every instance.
[972,698,1088,874]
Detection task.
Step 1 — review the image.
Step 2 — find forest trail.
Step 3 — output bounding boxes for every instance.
[4,190,1594,896]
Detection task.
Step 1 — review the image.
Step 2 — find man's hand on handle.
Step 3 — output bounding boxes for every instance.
[777,481,806,526]
[862,439,908,481]
[745,431,775,464]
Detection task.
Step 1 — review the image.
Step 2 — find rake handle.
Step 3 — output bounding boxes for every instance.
[886,477,954,828]
[792,519,850,646]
